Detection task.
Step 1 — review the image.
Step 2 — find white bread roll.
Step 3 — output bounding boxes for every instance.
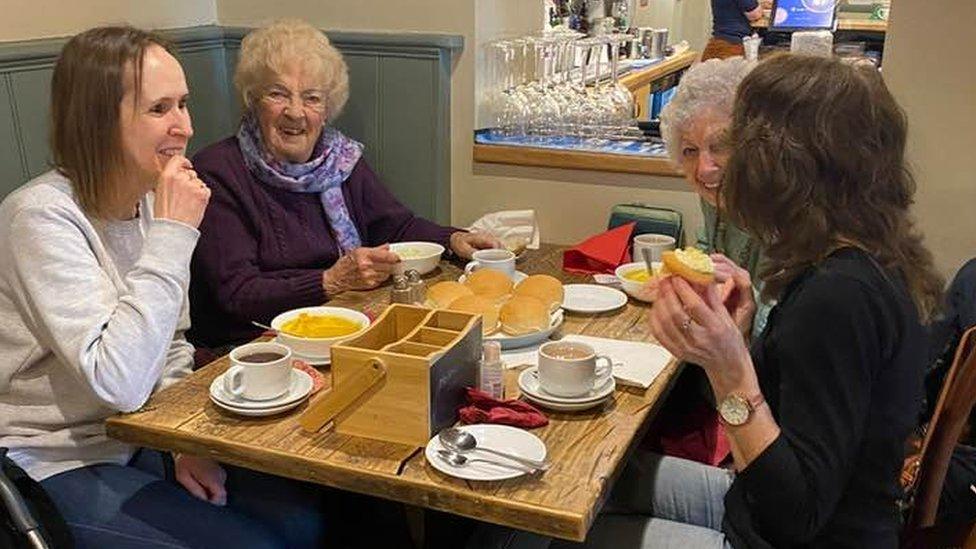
[513,274,564,313]
[447,294,501,335]
[463,269,514,302]
[425,281,473,309]
[499,295,550,336]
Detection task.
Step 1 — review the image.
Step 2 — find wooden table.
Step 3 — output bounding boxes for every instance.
[106,245,681,541]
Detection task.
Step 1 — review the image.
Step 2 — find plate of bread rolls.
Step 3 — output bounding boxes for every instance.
[426,272,565,349]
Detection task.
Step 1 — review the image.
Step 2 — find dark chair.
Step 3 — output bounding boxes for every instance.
[0,452,51,549]
[903,326,976,548]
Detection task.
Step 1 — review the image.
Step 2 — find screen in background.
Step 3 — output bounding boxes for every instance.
[771,0,837,30]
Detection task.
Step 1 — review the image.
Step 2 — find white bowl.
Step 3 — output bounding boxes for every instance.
[615,261,661,303]
[271,306,370,359]
[389,241,445,276]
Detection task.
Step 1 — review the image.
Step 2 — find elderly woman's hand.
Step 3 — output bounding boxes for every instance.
[648,276,757,394]
[322,245,399,295]
[449,231,501,260]
[711,254,757,337]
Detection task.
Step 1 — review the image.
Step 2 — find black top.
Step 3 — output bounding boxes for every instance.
[723,248,925,548]
[711,0,759,42]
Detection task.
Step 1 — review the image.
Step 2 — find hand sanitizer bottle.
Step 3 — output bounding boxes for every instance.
[479,340,504,399]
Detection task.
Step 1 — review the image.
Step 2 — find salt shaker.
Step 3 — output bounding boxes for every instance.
[405,270,426,305]
[390,274,412,304]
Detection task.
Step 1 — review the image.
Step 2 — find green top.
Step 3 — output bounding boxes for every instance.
[696,199,773,340]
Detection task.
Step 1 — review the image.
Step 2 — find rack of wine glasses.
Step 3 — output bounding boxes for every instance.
[474,34,696,176]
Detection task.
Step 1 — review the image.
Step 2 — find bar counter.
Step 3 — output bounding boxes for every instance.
[473,50,696,177]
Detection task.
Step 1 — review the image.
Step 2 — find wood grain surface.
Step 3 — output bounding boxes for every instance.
[106,244,681,541]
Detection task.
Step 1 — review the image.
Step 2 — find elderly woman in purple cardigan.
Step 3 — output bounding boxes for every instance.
[190,19,497,348]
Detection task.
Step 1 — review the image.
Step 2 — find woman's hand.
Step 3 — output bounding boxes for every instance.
[449,231,501,259]
[174,454,227,506]
[648,276,758,396]
[711,254,757,337]
[153,155,211,228]
[322,244,399,295]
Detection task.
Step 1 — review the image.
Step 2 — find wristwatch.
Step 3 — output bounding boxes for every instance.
[718,392,765,426]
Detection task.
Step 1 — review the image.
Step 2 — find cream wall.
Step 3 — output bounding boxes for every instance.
[0,0,216,41]
[882,1,976,276]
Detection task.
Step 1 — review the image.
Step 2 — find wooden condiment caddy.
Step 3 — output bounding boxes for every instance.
[299,304,482,446]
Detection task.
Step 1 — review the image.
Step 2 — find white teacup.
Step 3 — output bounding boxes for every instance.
[632,233,676,263]
[224,342,293,401]
[464,248,516,278]
[537,341,613,398]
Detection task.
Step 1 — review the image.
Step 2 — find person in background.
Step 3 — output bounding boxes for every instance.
[702,0,770,61]
[189,19,498,350]
[0,26,328,548]
[659,56,770,339]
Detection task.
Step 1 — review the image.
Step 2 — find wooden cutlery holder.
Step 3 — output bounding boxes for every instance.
[299,304,482,446]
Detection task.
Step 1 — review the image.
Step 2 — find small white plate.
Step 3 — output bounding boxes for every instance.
[561,284,628,314]
[517,367,616,404]
[457,270,529,284]
[521,392,613,412]
[210,395,306,417]
[210,369,313,410]
[487,309,564,350]
[425,425,547,481]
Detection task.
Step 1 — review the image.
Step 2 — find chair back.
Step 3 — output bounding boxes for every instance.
[907,325,976,532]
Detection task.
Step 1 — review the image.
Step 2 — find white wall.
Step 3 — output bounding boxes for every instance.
[0,0,216,42]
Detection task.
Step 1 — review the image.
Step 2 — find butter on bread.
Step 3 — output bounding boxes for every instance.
[660,248,715,285]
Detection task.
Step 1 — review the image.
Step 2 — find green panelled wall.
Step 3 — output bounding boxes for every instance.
[0,25,461,223]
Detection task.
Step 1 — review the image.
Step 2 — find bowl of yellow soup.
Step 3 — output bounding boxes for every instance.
[389,241,445,276]
[615,261,662,303]
[271,306,370,360]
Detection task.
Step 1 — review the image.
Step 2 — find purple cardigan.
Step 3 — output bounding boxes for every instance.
[188,136,457,347]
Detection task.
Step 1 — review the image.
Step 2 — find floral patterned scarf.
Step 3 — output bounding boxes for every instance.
[237,114,364,252]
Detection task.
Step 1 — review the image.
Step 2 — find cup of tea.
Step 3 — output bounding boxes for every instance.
[224,342,293,401]
[464,248,516,278]
[537,341,613,398]
[632,233,676,263]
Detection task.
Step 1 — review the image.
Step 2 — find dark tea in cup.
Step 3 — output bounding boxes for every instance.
[239,352,286,364]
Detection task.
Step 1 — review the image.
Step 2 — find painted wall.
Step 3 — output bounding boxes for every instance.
[883,1,976,276]
[0,0,216,42]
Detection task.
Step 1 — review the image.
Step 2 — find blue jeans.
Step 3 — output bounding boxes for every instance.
[470,453,733,549]
[41,449,327,548]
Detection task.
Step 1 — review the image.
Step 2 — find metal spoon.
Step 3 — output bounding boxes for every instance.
[438,428,551,471]
[436,449,537,473]
[251,320,300,337]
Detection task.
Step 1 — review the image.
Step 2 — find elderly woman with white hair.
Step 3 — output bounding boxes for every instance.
[190,19,498,349]
[659,57,770,339]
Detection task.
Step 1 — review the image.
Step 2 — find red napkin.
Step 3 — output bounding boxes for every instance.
[563,222,636,275]
[458,387,549,428]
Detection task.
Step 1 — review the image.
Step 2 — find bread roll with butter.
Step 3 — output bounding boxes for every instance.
[447,294,501,335]
[463,269,514,302]
[425,281,473,309]
[499,295,550,336]
[513,274,564,313]
[660,248,715,286]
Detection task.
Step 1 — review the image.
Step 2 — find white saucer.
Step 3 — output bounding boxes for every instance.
[561,284,628,314]
[425,424,547,481]
[210,369,313,410]
[458,270,528,284]
[521,392,613,412]
[209,395,306,417]
[517,366,616,404]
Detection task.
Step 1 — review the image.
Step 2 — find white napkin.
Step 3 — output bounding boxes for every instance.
[467,210,540,252]
[500,334,673,390]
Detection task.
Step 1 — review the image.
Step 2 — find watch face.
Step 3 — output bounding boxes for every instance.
[719,395,750,426]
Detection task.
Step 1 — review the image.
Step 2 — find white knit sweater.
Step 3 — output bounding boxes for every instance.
[0,171,197,481]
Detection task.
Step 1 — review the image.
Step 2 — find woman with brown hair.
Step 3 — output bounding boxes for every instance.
[0,26,326,547]
[526,55,940,549]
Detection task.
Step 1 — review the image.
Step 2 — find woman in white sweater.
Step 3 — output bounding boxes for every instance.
[0,26,326,548]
